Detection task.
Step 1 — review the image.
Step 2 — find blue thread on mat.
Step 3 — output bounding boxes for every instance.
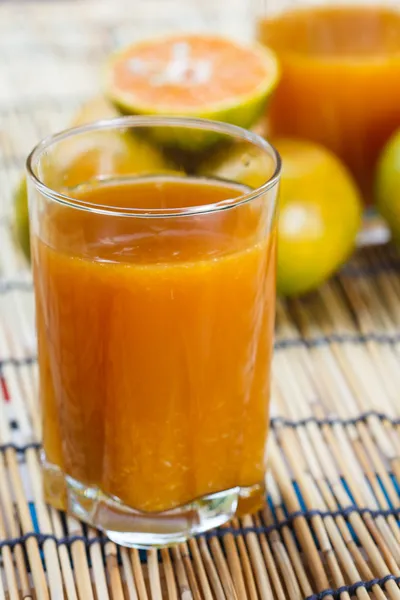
[377,474,395,510]
[139,549,148,563]
[266,495,278,521]
[0,356,37,368]
[0,280,33,294]
[341,260,400,276]
[200,506,400,540]
[2,410,400,454]
[340,478,358,544]
[271,410,400,428]
[292,480,307,512]
[29,502,40,535]
[0,442,41,452]
[390,477,400,528]
[29,502,45,567]
[4,503,400,551]
[0,532,107,550]
[390,475,400,525]
[305,575,400,600]
[3,535,400,597]
[0,355,37,371]
[2,332,400,370]
[341,477,356,505]
[274,332,400,350]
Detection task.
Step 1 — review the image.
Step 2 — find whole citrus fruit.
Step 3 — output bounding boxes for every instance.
[51,97,170,190]
[71,96,120,126]
[375,128,400,245]
[198,141,276,189]
[14,96,171,259]
[13,178,30,259]
[104,34,279,148]
[275,138,362,296]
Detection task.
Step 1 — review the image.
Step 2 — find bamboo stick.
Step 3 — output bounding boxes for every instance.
[197,537,226,600]
[228,519,259,600]
[170,546,193,600]
[187,539,214,600]
[220,523,248,599]
[88,529,110,600]
[147,550,163,600]
[160,549,178,600]
[130,550,149,600]
[178,543,204,600]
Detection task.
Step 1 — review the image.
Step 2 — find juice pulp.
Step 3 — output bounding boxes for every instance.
[34,176,276,514]
[258,5,400,204]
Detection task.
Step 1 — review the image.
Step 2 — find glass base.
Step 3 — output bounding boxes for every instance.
[357,209,390,247]
[42,459,264,548]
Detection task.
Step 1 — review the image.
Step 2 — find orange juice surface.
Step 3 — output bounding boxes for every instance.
[34,176,276,513]
[259,5,400,203]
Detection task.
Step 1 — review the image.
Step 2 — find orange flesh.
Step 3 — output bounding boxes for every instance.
[34,177,276,513]
[258,5,400,204]
[111,36,269,108]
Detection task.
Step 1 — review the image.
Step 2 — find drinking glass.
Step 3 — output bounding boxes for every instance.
[255,0,400,244]
[27,116,280,548]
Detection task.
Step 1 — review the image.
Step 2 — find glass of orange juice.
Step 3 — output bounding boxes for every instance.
[27,116,280,548]
[256,0,400,244]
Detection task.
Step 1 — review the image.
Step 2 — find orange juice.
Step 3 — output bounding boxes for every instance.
[34,176,276,514]
[258,5,400,204]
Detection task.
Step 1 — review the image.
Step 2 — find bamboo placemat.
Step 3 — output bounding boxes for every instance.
[1,1,400,598]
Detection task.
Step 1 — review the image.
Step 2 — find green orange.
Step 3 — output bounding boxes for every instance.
[202,136,362,295]
[13,96,172,259]
[70,96,120,126]
[375,127,400,245]
[13,178,30,259]
[275,138,362,296]
[199,141,276,189]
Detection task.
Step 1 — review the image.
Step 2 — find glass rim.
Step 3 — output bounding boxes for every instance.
[26,115,281,219]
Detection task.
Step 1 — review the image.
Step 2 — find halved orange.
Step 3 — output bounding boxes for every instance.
[104,34,279,133]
